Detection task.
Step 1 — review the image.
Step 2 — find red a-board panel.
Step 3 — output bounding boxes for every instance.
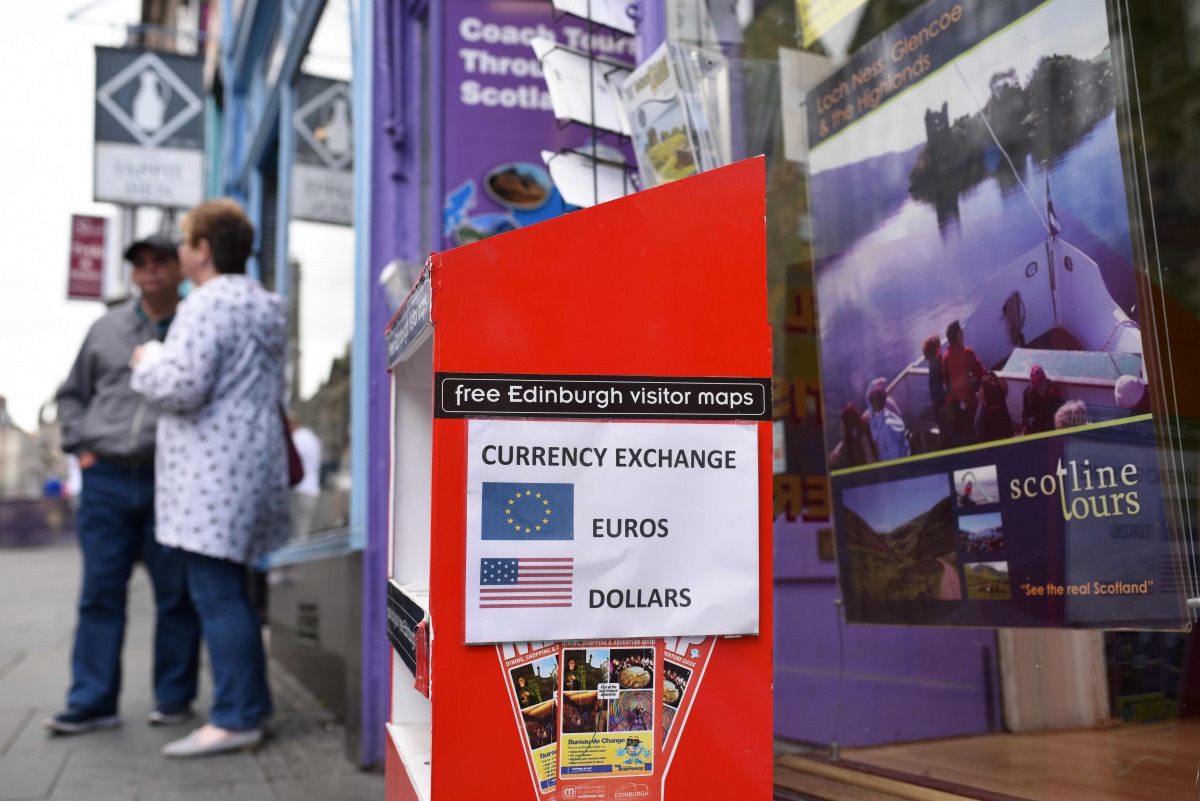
[414,158,772,799]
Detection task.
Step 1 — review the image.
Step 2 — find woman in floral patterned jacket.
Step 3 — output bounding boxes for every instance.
[131,198,289,759]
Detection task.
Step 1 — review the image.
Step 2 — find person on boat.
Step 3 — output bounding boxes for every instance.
[1054,399,1089,430]
[923,335,947,447]
[862,378,910,462]
[974,370,1014,443]
[1021,364,1063,434]
[942,321,985,446]
[1114,375,1151,414]
[828,403,872,469]
[960,479,975,507]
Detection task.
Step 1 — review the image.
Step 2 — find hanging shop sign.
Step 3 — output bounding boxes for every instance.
[67,214,106,301]
[93,47,204,208]
[292,74,353,226]
[805,0,1191,629]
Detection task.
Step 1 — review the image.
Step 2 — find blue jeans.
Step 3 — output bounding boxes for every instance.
[182,551,273,730]
[68,460,201,715]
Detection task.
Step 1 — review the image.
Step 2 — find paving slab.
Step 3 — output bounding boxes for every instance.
[0,707,35,755]
[0,649,73,709]
[138,783,280,801]
[271,773,385,801]
[0,747,69,800]
[53,740,268,798]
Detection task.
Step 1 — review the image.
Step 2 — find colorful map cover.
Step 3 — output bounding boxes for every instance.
[556,638,664,801]
[660,636,716,761]
[618,43,722,190]
[498,641,561,797]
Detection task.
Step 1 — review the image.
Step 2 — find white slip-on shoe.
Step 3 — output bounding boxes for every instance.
[161,723,263,758]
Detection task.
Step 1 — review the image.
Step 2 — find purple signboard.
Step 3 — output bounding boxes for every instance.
[67,214,106,301]
[441,0,634,249]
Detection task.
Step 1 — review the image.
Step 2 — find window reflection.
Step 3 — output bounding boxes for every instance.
[286,0,353,542]
[667,0,1200,798]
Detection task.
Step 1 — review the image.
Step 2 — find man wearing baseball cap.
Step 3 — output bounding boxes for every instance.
[48,234,201,735]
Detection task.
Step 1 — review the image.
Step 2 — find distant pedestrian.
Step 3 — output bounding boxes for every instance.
[287,411,322,542]
[48,234,200,736]
[131,199,290,758]
[64,455,82,499]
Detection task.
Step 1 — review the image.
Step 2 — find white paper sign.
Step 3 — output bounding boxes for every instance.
[464,419,760,643]
[94,143,204,207]
[291,163,354,225]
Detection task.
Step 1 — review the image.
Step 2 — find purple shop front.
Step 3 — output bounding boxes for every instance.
[372,0,1001,756]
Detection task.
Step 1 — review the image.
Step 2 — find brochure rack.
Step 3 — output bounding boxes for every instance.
[533,1,640,207]
[617,41,730,191]
[383,158,773,801]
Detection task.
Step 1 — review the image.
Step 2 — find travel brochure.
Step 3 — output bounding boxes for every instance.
[806,0,1192,628]
[499,641,562,797]
[616,42,727,190]
[497,636,717,799]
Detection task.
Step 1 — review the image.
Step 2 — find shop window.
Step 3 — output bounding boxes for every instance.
[660,0,1200,798]
[284,0,355,543]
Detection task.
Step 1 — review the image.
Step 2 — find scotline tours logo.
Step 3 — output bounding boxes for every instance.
[1009,457,1142,521]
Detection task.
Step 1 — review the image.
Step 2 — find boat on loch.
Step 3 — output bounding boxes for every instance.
[883,178,1144,452]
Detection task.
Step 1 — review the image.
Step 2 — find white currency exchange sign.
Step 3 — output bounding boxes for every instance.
[464,419,760,643]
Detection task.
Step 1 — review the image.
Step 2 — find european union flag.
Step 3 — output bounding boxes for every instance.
[481,482,574,541]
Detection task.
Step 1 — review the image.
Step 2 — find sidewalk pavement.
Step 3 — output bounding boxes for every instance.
[0,543,383,801]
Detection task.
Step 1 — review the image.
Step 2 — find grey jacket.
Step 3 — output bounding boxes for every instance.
[56,299,168,462]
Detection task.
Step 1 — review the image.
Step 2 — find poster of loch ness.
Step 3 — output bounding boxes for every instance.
[805,0,1192,628]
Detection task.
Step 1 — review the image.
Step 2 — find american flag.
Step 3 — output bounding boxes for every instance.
[479,557,574,608]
